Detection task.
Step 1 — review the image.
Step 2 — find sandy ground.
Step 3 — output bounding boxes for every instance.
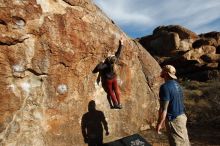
[140,126,220,146]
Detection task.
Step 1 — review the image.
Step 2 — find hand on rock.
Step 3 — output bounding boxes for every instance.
[120,35,125,45]
[106,131,109,136]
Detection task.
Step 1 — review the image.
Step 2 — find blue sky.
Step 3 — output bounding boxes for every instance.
[93,0,220,38]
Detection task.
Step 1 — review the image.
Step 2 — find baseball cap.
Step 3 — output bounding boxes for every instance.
[162,65,177,79]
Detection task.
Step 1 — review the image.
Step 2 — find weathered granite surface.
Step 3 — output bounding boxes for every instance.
[0,0,161,145]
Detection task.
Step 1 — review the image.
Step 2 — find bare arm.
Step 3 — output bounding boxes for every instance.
[115,39,124,59]
[156,100,169,133]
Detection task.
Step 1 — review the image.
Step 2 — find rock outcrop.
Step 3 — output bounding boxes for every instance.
[138,25,220,81]
[0,0,161,145]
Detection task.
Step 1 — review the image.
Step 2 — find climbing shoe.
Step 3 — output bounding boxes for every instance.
[115,104,122,109]
[110,105,115,109]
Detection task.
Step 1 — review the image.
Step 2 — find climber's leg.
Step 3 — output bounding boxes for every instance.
[106,79,118,106]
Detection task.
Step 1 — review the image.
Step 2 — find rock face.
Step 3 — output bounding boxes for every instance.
[138,25,220,81]
[0,0,161,146]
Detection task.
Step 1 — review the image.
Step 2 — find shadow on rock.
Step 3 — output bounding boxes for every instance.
[81,100,109,146]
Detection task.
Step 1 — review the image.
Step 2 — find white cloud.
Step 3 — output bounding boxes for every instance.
[94,0,151,26]
[93,0,220,37]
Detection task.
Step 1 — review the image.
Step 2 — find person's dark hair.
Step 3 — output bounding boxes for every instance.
[106,56,116,64]
[110,56,117,64]
[88,100,96,112]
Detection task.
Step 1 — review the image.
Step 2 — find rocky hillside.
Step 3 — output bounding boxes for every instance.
[138,25,220,145]
[0,0,162,145]
[138,25,220,81]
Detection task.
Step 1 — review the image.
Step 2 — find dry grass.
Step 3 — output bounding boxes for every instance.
[181,79,220,126]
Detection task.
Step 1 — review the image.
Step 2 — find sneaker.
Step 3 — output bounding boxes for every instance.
[115,104,122,109]
[112,103,118,109]
[110,105,115,109]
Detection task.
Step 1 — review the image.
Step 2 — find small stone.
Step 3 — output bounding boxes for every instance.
[12,16,26,27]
[140,124,150,131]
[20,82,31,93]
[57,84,68,95]
[12,64,25,73]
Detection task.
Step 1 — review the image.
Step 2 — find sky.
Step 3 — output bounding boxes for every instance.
[93,0,220,38]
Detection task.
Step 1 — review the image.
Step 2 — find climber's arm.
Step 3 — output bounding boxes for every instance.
[115,38,124,59]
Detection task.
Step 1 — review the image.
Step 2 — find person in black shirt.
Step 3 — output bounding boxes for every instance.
[93,38,124,109]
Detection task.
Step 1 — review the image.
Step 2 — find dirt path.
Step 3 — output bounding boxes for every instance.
[140,126,220,146]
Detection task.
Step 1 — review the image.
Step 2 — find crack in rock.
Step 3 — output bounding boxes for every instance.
[0,19,7,25]
[0,37,29,46]
[26,68,48,76]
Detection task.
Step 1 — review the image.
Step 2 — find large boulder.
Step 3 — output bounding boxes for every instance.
[183,45,216,62]
[0,0,161,146]
[138,25,220,81]
[192,38,218,49]
[150,31,180,56]
[153,25,198,40]
[201,54,220,63]
[138,25,198,57]
[199,31,220,43]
